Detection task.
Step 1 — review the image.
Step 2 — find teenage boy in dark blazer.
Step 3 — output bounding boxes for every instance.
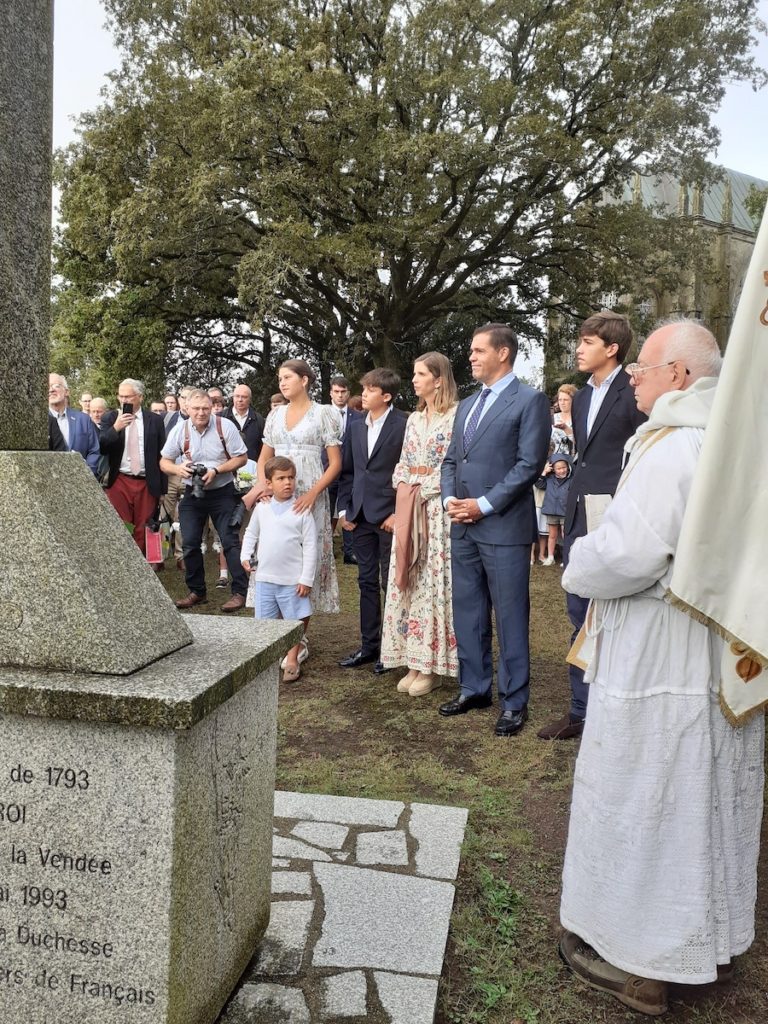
[538,310,646,740]
[336,368,406,672]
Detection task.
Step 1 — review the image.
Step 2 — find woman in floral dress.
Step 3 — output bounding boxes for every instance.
[246,359,342,615]
[380,352,459,695]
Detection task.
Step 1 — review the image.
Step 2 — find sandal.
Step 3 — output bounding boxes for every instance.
[281,637,309,671]
[282,664,301,683]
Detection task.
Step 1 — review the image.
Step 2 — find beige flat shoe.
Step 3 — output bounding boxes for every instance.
[397,669,419,693]
[282,664,301,683]
[409,673,438,697]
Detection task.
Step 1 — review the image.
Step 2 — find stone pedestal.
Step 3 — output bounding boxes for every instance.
[0,616,301,1024]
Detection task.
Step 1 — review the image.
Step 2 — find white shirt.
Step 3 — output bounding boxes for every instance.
[50,408,69,446]
[240,497,318,588]
[162,415,247,488]
[444,370,517,516]
[333,404,348,438]
[232,409,248,429]
[585,365,622,437]
[365,406,391,459]
[118,408,145,475]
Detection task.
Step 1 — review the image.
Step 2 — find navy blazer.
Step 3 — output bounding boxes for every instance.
[440,378,551,545]
[336,409,407,525]
[57,408,101,475]
[564,370,646,536]
[99,410,168,497]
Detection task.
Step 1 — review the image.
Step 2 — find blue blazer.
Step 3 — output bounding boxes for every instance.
[440,378,551,545]
[61,408,101,475]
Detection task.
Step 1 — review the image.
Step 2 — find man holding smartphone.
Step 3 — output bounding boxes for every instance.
[99,378,167,556]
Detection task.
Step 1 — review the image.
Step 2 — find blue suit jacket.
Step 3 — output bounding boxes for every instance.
[60,408,101,476]
[440,378,551,545]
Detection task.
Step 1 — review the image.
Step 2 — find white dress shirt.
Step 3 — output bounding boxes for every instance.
[585,365,622,437]
[50,408,69,446]
[118,408,146,475]
[365,406,391,458]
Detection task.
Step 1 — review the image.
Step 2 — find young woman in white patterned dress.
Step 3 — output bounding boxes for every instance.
[245,360,342,620]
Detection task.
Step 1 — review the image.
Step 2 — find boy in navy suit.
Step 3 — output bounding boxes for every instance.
[538,310,646,740]
[337,369,406,672]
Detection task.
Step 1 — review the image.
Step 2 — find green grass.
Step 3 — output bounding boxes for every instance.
[163,548,768,1024]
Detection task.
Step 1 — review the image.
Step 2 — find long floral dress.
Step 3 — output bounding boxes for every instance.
[263,402,341,613]
[380,406,459,676]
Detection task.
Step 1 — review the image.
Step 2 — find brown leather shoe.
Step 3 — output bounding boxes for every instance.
[559,930,668,1016]
[221,594,246,613]
[175,557,185,571]
[537,713,584,740]
[175,592,207,609]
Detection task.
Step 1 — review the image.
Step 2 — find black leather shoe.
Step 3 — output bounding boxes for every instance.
[338,649,379,669]
[438,692,493,717]
[373,661,390,675]
[494,707,529,736]
[343,554,358,565]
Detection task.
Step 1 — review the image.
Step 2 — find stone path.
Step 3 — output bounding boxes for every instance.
[219,791,468,1024]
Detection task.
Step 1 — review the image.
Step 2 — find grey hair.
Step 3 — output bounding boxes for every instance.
[49,373,68,390]
[653,316,722,380]
[90,396,107,410]
[120,377,145,397]
[186,388,212,404]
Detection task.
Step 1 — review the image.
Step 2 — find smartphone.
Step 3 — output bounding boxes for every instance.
[122,402,134,415]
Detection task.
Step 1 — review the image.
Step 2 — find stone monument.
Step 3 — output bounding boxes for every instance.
[0,4,300,1022]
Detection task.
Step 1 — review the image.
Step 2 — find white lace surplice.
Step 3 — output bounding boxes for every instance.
[262,402,341,613]
[560,425,765,984]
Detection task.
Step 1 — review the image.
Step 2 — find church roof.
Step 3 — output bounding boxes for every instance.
[623,167,768,233]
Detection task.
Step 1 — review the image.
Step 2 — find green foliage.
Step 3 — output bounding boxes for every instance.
[53,0,765,385]
[745,184,768,230]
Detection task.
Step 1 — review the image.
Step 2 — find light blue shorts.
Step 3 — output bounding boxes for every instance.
[254,581,311,621]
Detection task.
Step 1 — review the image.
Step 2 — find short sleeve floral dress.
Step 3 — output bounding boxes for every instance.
[380,406,459,676]
[262,402,341,613]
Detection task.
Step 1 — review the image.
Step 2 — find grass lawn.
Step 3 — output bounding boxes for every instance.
[162,546,768,1024]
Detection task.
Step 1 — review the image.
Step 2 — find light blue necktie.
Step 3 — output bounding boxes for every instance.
[463,388,491,446]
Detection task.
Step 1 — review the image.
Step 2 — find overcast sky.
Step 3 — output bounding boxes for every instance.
[52,0,768,380]
[53,0,768,173]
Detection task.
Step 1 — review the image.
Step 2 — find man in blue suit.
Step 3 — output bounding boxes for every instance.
[440,324,551,736]
[47,373,100,475]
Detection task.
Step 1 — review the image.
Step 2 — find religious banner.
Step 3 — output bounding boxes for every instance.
[669,205,768,723]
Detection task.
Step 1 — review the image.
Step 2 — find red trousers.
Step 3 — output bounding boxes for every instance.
[106,474,157,555]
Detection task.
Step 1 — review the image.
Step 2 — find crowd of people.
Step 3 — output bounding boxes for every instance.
[47,311,764,1017]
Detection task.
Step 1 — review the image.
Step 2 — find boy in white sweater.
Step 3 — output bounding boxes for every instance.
[240,456,317,681]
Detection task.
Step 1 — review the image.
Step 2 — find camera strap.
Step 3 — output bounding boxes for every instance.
[182,417,232,462]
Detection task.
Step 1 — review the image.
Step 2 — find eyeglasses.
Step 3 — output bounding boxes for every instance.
[625,360,690,381]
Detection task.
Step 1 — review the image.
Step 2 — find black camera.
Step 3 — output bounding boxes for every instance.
[188,463,208,500]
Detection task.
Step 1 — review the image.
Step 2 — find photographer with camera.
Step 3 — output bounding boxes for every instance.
[160,389,249,611]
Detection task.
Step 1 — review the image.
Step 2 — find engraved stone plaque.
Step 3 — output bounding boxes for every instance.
[0,617,298,1024]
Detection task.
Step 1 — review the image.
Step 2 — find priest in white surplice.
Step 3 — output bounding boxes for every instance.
[558,318,765,1017]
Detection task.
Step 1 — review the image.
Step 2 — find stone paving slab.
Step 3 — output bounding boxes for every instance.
[274,790,405,826]
[217,791,468,1024]
[292,821,350,848]
[374,973,441,1024]
[321,971,368,1018]
[312,863,455,974]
